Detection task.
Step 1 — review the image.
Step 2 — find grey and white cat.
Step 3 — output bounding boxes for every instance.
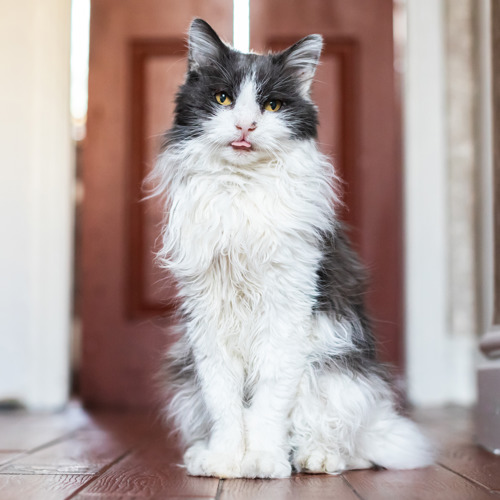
[151,19,433,478]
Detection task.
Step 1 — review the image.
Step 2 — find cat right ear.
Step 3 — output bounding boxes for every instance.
[281,34,323,97]
[187,19,228,72]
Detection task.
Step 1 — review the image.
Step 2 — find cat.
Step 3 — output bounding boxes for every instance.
[150,18,433,478]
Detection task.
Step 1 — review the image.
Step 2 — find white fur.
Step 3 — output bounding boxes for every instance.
[153,73,433,478]
[291,331,434,473]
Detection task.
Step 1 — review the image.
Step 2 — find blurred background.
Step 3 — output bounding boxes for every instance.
[0,0,497,416]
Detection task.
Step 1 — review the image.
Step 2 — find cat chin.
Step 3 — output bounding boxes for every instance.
[219,146,269,166]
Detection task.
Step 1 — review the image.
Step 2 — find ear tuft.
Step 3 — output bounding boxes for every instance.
[282,34,323,97]
[187,19,227,72]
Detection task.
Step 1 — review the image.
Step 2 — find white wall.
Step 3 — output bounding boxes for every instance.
[405,0,478,406]
[0,0,73,410]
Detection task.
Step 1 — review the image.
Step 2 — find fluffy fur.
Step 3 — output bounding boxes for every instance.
[150,19,433,478]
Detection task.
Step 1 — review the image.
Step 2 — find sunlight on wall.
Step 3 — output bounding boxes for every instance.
[70,0,90,140]
[233,0,250,53]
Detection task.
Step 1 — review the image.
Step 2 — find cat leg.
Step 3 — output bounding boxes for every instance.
[291,366,351,474]
[161,338,211,449]
[241,315,308,478]
[182,328,246,478]
[241,362,298,478]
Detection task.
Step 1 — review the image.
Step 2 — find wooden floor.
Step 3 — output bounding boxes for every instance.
[0,404,499,499]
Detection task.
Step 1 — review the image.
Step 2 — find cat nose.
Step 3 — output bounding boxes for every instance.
[236,122,257,134]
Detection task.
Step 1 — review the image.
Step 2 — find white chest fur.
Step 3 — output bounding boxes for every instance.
[170,172,300,272]
[162,143,335,272]
[155,141,336,352]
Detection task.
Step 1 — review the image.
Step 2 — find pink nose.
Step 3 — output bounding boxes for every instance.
[236,122,257,134]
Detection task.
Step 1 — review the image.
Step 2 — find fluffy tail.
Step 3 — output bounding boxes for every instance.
[359,411,434,469]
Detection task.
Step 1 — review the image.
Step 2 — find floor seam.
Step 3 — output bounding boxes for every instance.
[437,461,497,492]
[341,474,365,500]
[64,448,133,499]
[215,478,225,500]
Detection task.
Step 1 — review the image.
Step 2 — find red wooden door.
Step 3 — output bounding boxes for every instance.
[82,0,402,409]
[251,0,403,371]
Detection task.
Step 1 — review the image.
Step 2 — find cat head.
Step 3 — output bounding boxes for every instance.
[167,19,323,166]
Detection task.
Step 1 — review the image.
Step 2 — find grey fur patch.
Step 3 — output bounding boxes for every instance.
[158,334,211,445]
[313,224,385,376]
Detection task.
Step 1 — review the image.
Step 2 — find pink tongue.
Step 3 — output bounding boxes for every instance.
[231,140,252,148]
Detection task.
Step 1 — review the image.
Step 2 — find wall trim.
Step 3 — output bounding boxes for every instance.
[405,0,477,405]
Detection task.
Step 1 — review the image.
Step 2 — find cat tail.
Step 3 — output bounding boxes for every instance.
[358,408,435,470]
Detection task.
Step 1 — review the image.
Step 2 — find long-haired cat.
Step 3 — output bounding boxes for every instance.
[151,19,433,478]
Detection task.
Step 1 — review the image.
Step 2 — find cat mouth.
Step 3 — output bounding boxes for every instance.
[231,139,253,151]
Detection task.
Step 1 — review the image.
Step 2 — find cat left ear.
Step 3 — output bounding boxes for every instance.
[187,19,228,72]
[281,34,323,97]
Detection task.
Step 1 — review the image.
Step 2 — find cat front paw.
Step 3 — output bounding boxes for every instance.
[241,450,292,478]
[294,449,345,474]
[293,448,372,474]
[184,443,243,478]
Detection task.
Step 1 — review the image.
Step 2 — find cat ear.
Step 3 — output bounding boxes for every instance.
[187,19,228,72]
[281,35,323,97]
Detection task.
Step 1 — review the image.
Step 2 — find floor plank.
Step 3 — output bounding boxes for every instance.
[74,438,219,498]
[0,404,498,499]
[220,474,360,500]
[0,404,90,451]
[413,406,500,492]
[0,410,156,476]
[0,428,129,475]
[0,474,93,500]
[344,464,498,500]
[438,440,500,492]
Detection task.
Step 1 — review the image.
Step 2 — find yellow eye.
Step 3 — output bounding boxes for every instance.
[215,92,232,106]
[264,100,283,112]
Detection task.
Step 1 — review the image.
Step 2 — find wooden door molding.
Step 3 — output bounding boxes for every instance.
[128,39,185,319]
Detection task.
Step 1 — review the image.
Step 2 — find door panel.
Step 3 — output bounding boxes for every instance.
[129,40,186,319]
